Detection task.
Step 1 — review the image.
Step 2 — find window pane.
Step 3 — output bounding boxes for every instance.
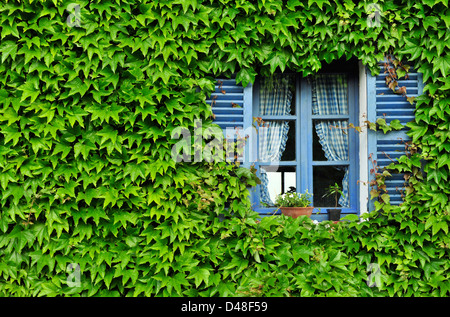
[258,120,295,162]
[259,75,295,115]
[312,120,349,161]
[313,165,347,207]
[313,124,326,161]
[290,84,296,115]
[312,74,348,115]
[281,120,295,161]
[260,166,296,207]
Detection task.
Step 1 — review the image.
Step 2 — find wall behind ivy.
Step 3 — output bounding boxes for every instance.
[0,0,449,296]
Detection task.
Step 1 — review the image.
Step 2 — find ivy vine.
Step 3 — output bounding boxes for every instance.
[0,0,449,297]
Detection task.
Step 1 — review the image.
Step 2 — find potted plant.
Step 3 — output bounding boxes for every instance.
[322,183,343,221]
[274,190,314,218]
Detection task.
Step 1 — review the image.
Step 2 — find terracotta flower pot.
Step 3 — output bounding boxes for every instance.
[279,207,314,218]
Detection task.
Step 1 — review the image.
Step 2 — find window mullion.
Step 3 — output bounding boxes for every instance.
[311,161,350,166]
[348,74,359,211]
[260,115,296,120]
[295,77,301,194]
[299,78,312,194]
[311,114,349,120]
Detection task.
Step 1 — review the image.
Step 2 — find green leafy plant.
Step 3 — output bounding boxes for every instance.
[0,0,449,298]
[322,183,343,208]
[274,191,313,207]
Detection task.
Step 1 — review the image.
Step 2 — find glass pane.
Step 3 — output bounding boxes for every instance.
[312,74,348,115]
[313,124,326,161]
[313,165,347,207]
[260,166,296,207]
[258,120,295,162]
[312,120,348,161]
[290,85,296,115]
[259,75,295,115]
[281,120,295,161]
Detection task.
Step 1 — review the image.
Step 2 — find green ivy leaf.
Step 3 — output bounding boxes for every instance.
[108,52,126,74]
[389,119,404,130]
[235,67,256,87]
[400,38,422,60]
[432,220,448,235]
[97,125,119,145]
[73,223,93,240]
[103,187,120,209]
[0,40,18,63]
[1,125,22,146]
[170,272,191,294]
[376,118,391,134]
[18,77,40,103]
[307,0,330,10]
[76,188,98,206]
[341,214,359,222]
[329,251,348,271]
[432,55,450,78]
[188,267,210,288]
[65,106,88,128]
[64,78,89,97]
[422,16,440,30]
[74,140,97,160]
[52,141,72,159]
[0,170,16,191]
[406,121,428,141]
[264,52,287,74]
[292,245,314,263]
[3,185,25,206]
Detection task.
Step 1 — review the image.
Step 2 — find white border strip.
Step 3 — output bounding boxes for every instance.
[358,62,369,217]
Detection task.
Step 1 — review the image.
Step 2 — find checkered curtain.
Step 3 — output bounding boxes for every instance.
[259,75,294,205]
[312,74,350,207]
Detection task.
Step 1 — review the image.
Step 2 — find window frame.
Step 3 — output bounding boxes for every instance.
[250,72,360,219]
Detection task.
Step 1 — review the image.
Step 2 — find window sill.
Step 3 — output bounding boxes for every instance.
[253,207,359,222]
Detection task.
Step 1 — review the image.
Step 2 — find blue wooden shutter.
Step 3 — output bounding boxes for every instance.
[367,60,423,210]
[206,78,253,167]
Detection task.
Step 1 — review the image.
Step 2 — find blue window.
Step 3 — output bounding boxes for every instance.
[250,72,359,221]
[207,58,423,221]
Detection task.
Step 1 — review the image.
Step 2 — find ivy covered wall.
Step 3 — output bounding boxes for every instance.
[0,0,449,296]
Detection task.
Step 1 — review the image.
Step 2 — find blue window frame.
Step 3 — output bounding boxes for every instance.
[208,59,424,220]
[250,73,359,221]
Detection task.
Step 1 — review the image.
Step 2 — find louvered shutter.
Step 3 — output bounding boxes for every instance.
[206,78,253,167]
[367,60,423,209]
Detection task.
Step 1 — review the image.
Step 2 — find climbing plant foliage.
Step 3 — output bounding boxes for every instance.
[0,0,449,296]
